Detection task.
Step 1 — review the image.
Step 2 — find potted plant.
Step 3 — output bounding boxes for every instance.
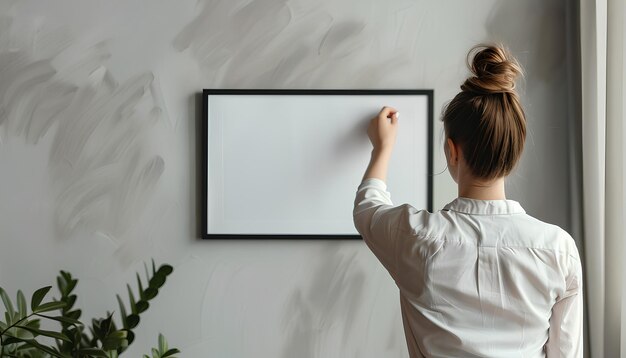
[0,259,180,358]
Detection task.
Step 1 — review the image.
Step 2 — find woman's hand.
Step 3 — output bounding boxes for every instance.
[362,106,399,182]
[367,106,399,153]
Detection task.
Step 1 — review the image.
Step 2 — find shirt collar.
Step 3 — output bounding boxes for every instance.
[443,197,526,215]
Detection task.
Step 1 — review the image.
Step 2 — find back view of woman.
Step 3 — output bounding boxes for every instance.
[353,44,583,357]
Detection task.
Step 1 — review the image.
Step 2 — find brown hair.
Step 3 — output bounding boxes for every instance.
[442,44,526,180]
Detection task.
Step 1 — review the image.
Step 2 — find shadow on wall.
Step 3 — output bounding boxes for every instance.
[280,243,366,358]
[485,0,575,234]
[192,92,204,240]
[486,0,566,84]
[0,16,167,262]
[173,0,410,88]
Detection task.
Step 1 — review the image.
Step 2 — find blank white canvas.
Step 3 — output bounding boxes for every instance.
[206,93,430,235]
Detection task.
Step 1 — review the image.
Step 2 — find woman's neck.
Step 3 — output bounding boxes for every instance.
[458,176,506,200]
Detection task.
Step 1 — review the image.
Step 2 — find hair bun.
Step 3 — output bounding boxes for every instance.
[461,44,522,95]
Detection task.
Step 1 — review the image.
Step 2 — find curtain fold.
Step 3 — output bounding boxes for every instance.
[580,0,625,357]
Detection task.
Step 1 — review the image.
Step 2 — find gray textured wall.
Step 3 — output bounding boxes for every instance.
[0,0,579,356]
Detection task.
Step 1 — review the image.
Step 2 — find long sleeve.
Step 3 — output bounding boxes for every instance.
[353,178,407,281]
[545,256,584,357]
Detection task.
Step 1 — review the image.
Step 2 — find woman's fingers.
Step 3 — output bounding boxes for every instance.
[379,106,398,119]
[365,105,399,151]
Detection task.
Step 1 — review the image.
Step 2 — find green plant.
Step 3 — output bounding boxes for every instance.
[0,259,179,358]
[143,334,179,358]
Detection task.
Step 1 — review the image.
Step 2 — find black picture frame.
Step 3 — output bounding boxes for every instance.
[201,89,434,240]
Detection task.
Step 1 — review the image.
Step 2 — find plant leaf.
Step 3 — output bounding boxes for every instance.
[12,311,20,325]
[144,287,158,300]
[137,273,145,301]
[66,279,77,295]
[101,312,114,336]
[157,265,173,276]
[101,334,128,351]
[31,286,52,311]
[126,314,140,329]
[2,335,21,345]
[158,333,167,353]
[144,262,151,285]
[148,273,166,289]
[35,313,81,326]
[77,348,109,357]
[17,290,27,320]
[66,308,81,320]
[162,348,180,358]
[127,284,137,314]
[24,318,40,328]
[56,276,66,295]
[4,324,35,340]
[116,294,128,329]
[0,286,16,321]
[91,318,103,340]
[136,300,149,314]
[33,301,66,313]
[15,325,71,342]
[66,294,77,309]
[126,329,136,345]
[106,329,127,340]
[4,337,64,357]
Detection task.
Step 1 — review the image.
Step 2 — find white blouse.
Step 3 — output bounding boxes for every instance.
[353,178,583,358]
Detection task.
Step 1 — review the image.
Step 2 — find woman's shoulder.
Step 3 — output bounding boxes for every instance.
[516,213,580,258]
[396,203,579,259]
[392,203,449,238]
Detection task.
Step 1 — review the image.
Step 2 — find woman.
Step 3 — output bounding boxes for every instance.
[353,45,583,357]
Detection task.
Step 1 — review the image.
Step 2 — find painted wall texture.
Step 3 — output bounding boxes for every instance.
[0,0,580,357]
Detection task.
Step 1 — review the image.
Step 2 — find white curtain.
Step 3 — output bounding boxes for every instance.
[580,0,626,357]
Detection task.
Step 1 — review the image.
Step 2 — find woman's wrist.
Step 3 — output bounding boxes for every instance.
[372,146,393,158]
[363,147,393,182]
